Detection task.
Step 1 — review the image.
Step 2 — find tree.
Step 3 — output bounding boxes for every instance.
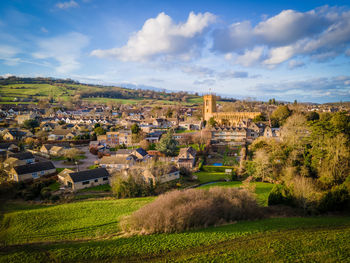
[131,123,141,134]
[23,119,39,132]
[94,126,106,135]
[208,117,217,127]
[24,137,35,148]
[156,129,178,156]
[64,148,82,162]
[140,139,150,150]
[270,105,291,127]
[306,111,319,121]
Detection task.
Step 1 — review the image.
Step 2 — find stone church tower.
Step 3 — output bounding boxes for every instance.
[203,94,217,121]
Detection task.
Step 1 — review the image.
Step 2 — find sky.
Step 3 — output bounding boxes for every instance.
[0,0,350,103]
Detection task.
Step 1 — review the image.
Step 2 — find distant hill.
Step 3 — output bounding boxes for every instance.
[0,76,219,106]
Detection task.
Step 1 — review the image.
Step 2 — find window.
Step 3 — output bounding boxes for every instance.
[94,179,98,183]
[41,171,45,175]
[32,173,39,179]
[103,177,108,181]
[82,181,90,185]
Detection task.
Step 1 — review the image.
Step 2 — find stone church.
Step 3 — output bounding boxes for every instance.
[203,94,260,126]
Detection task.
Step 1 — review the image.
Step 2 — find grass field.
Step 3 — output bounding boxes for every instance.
[0,83,202,106]
[1,213,349,262]
[0,198,154,245]
[195,171,230,183]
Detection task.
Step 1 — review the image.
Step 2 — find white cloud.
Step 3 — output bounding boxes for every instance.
[212,6,350,67]
[32,32,89,73]
[254,9,329,46]
[236,46,265,67]
[91,12,216,62]
[56,0,79,9]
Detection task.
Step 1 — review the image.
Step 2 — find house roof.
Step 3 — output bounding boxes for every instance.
[9,152,35,160]
[178,147,196,159]
[99,155,135,165]
[116,149,133,155]
[68,168,110,182]
[134,147,148,157]
[14,161,55,175]
[0,142,17,150]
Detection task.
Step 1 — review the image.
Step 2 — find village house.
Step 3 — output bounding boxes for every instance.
[264,126,281,138]
[177,147,197,169]
[211,126,248,144]
[15,113,36,124]
[3,130,29,141]
[7,152,35,164]
[9,161,56,182]
[48,129,72,141]
[143,165,180,185]
[58,168,110,191]
[99,155,136,172]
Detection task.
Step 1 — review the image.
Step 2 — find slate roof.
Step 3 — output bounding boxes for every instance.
[9,152,35,160]
[14,161,55,175]
[135,147,148,157]
[68,168,110,183]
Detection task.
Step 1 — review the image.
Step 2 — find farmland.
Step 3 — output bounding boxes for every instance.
[0,81,203,106]
[0,198,349,262]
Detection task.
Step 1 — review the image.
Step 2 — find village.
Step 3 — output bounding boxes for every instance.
[0,91,348,202]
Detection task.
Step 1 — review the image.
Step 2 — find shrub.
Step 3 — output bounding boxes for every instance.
[40,187,52,199]
[111,175,154,198]
[268,184,293,206]
[121,187,262,234]
[318,185,350,212]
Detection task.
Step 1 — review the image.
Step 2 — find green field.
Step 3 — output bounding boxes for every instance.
[0,83,202,106]
[0,182,348,262]
[195,171,231,183]
[0,201,349,263]
[0,198,153,245]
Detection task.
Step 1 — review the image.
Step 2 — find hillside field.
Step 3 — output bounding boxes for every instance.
[0,82,203,106]
[0,198,349,262]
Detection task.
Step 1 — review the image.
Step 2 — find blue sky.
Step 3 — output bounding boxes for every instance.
[1,0,350,103]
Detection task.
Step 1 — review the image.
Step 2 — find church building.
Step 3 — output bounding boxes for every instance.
[203,94,260,126]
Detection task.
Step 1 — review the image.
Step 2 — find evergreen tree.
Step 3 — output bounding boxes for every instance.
[156,129,178,156]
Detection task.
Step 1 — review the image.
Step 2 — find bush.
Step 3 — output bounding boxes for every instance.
[121,187,262,234]
[111,175,154,199]
[179,167,192,177]
[268,184,293,206]
[40,187,52,199]
[318,185,350,213]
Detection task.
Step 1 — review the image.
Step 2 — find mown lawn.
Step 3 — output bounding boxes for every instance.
[1,216,349,263]
[195,171,230,183]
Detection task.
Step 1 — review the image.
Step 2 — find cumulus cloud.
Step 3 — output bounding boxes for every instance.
[56,0,79,9]
[91,12,216,62]
[32,32,89,73]
[213,6,350,67]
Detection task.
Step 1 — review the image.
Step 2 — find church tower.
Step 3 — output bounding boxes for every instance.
[203,94,217,121]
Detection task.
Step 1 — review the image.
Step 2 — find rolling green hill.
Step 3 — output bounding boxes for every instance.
[0,77,205,106]
[0,199,349,263]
